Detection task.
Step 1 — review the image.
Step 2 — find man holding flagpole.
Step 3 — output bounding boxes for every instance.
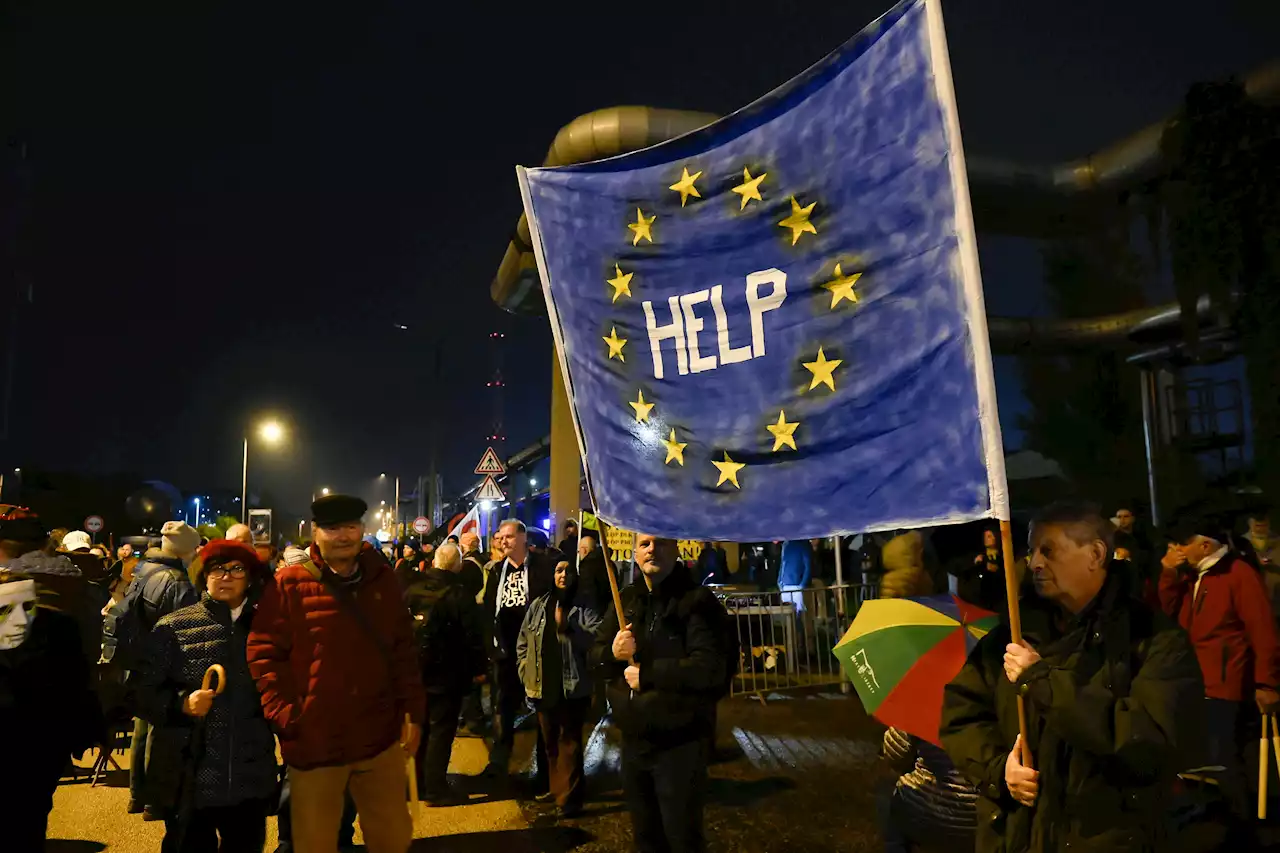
[941,501,1203,852]
[511,0,1199,847]
[595,532,726,853]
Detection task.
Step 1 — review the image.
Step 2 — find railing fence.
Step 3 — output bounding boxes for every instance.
[716,583,879,699]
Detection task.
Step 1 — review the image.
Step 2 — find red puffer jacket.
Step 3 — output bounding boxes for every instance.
[1158,552,1280,701]
[247,544,426,770]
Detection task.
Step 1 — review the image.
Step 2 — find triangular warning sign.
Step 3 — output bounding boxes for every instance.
[474,447,506,475]
[475,475,506,502]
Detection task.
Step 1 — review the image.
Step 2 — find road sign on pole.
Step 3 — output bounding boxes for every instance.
[476,475,506,502]
[84,515,104,534]
[474,447,506,476]
[412,516,432,535]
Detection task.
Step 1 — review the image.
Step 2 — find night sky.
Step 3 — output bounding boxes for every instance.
[3,0,1277,516]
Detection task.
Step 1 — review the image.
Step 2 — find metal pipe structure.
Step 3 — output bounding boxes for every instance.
[1139,367,1161,527]
[966,60,1280,197]
[492,60,1280,349]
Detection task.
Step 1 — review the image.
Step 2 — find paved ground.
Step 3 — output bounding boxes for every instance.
[46,691,891,853]
[525,690,896,853]
[48,731,533,852]
[44,689,1272,852]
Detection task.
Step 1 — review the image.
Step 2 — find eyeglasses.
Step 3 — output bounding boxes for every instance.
[209,563,248,580]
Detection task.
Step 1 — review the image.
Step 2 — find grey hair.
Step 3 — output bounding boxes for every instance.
[1031,500,1115,554]
[498,519,526,536]
[434,542,462,571]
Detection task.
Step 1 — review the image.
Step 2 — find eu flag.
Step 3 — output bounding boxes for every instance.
[518,0,1008,541]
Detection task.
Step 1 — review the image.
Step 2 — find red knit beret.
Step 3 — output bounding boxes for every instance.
[190,539,268,585]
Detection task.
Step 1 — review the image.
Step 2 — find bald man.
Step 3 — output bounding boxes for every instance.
[225,524,254,546]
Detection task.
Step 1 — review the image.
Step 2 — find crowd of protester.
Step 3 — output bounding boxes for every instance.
[0,496,732,853]
[7,490,1280,852]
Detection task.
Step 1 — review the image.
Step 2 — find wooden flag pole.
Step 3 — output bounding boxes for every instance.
[1000,519,1032,769]
[595,518,634,666]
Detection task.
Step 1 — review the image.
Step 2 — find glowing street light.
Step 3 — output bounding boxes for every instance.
[322,487,330,496]
[242,418,288,522]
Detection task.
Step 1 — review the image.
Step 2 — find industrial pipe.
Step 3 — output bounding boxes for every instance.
[493,60,1277,342]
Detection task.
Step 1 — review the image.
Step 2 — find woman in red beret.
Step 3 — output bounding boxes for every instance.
[134,539,279,852]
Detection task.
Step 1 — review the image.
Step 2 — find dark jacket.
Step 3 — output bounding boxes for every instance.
[940,571,1204,853]
[777,540,811,589]
[404,568,486,694]
[459,553,485,603]
[559,535,579,567]
[394,557,425,591]
[576,548,611,612]
[0,607,103,762]
[1157,550,1280,701]
[482,551,557,664]
[949,549,1008,615]
[134,553,201,631]
[592,566,725,751]
[135,595,277,810]
[247,543,426,770]
[2,550,102,664]
[517,590,602,701]
[697,545,731,586]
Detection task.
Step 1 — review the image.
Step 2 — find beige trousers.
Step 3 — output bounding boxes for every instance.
[289,743,412,853]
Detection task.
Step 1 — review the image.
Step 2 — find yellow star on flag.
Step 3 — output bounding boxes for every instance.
[662,428,687,466]
[630,389,655,423]
[731,168,766,210]
[823,263,862,309]
[766,410,799,452]
[607,265,634,303]
[778,196,817,246]
[803,347,842,392]
[669,167,703,207]
[712,451,746,489]
[628,208,656,245]
[603,327,627,361]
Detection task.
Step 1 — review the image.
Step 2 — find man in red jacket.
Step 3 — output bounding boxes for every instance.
[248,494,425,853]
[1159,511,1280,822]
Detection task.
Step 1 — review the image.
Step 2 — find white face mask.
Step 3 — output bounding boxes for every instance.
[0,580,38,650]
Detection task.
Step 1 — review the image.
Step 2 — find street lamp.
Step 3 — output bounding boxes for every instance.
[242,419,286,522]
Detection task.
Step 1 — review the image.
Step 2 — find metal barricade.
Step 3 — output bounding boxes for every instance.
[719,583,879,699]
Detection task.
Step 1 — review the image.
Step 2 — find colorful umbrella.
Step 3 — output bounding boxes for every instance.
[834,594,998,745]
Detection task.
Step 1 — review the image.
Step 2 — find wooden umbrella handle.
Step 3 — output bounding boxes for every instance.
[202,664,227,696]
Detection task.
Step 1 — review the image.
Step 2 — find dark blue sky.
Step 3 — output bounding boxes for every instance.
[2,0,1277,516]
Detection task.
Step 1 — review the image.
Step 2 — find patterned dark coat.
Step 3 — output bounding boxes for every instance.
[134,594,277,810]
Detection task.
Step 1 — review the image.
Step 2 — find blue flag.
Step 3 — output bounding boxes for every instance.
[519,0,1007,541]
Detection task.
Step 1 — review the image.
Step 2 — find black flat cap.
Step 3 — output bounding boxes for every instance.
[312,494,368,527]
